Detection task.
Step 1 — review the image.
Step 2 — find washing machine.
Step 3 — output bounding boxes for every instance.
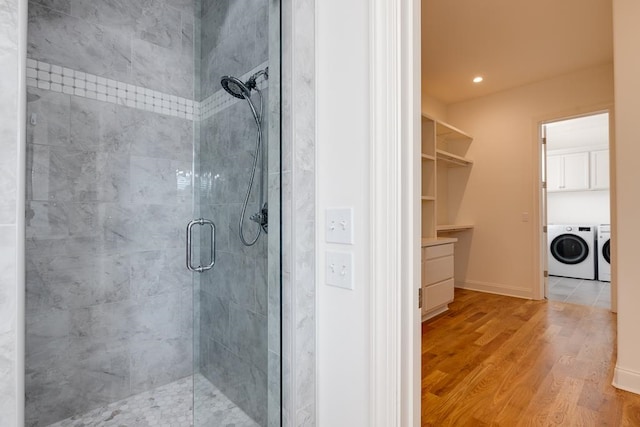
[598,224,611,282]
[548,224,596,280]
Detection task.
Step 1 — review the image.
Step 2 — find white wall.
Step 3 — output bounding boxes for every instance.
[316,0,371,425]
[422,95,448,122]
[445,64,614,298]
[612,0,640,395]
[547,191,610,225]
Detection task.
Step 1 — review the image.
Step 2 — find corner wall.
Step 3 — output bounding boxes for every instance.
[612,0,640,394]
[316,0,371,425]
[446,63,614,297]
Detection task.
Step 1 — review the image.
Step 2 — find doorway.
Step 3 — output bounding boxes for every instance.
[540,111,612,309]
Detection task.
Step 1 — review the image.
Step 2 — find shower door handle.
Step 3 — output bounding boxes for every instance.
[186,218,216,273]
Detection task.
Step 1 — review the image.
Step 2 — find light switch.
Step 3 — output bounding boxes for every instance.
[326,251,353,290]
[326,208,354,244]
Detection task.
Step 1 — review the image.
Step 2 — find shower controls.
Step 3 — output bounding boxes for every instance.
[326,251,353,289]
[186,218,216,273]
[250,203,269,233]
[325,208,354,244]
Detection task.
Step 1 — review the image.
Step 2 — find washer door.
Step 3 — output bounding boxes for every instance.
[550,234,589,265]
[603,239,611,264]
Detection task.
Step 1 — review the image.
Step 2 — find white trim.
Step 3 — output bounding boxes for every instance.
[613,365,640,394]
[370,0,420,425]
[400,0,421,425]
[16,0,27,424]
[455,281,533,300]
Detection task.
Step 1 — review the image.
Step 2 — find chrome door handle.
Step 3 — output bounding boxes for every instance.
[186,218,216,273]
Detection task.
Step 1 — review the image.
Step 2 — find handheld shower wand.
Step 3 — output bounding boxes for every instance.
[220,68,269,246]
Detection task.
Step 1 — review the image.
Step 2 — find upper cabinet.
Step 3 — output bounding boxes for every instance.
[547,149,609,192]
[590,149,610,190]
[547,152,589,192]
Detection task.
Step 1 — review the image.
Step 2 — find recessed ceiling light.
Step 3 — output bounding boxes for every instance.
[473,76,484,83]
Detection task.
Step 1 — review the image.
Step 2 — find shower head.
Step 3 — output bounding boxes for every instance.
[220,68,269,99]
[221,76,251,99]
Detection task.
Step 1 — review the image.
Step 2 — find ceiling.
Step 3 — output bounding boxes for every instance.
[422,0,614,105]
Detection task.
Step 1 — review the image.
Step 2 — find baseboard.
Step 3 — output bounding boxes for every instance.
[455,280,533,299]
[613,365,640,394]
[421,305,449,322]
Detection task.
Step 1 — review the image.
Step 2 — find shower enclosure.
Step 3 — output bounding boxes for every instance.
[24,1,280,426]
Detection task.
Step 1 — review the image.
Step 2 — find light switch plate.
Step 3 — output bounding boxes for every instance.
[326,251,353,290]
[325,208,354,244]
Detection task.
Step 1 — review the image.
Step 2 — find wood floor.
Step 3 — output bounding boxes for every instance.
[422,289,640,426]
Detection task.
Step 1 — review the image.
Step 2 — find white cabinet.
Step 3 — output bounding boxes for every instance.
[546,155,562,192]
[422,242,455,321]
[547,152,590,192]
[548,149,610,192]
[590,149,610,190]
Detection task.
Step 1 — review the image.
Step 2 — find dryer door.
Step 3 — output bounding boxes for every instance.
[602,239,611,264]
[550,234,589,265]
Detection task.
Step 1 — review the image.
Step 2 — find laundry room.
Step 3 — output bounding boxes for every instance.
[545,112,611,308]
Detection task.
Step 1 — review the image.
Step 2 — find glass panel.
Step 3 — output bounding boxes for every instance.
[25,1,198,424]
[192,1,280,426]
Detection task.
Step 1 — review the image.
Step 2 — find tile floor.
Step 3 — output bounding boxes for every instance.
[548,275,611,309]
[48,374,259,427]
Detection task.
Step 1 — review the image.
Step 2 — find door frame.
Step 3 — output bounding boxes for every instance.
[369,0,421,425]
[534,106,617,311]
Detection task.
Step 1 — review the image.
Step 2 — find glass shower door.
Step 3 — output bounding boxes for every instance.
[24,0,280,425]
[191,1,280,426]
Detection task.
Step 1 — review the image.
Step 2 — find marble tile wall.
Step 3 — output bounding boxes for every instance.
[0,0,21,425]
[200,0,269,99]
[281,0,317,425]
[24,87,194,427]
[27,0,195,99]
[196,1,273,425]
[25,1,196,425]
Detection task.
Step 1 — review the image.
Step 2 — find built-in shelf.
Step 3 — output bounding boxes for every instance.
[436,224,474,233]
[421,115,474,321]
[436,121,473,142]
[436,149,473,167]
[421,237,458,247]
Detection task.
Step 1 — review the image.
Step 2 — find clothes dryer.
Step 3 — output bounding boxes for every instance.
[597,224,611,282]
[548,225,596,280]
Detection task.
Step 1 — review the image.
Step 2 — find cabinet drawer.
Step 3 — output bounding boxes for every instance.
[424,278,454,311]
[424,255,454,285]
[425,243,454,260]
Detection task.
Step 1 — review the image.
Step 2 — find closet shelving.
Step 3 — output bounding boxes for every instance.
[420,114,474,320]
[421,114,475,240]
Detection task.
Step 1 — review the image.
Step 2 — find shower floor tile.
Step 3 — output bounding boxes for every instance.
[48,374,259,427]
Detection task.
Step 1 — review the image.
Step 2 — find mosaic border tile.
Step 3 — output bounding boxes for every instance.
[26,59,197,120]
[26,58,269,122]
